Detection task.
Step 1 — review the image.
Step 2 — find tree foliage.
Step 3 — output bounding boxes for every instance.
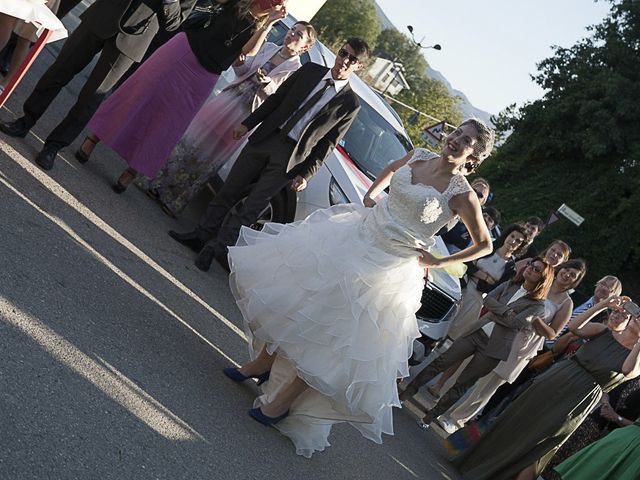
[310,0,381,51]
[480,0,640,295]
[372,28,462,145]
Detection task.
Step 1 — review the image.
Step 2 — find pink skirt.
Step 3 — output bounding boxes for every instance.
[87,33,219,177]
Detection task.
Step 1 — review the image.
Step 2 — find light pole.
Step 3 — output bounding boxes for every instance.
[407,25,442,51]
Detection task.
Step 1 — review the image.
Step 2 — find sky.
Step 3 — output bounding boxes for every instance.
[375,0,612,115]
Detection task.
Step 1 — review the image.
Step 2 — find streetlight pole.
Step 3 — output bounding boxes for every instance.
[407,25,442,51]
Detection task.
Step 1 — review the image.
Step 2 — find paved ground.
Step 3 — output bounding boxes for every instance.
[0,6,463,480]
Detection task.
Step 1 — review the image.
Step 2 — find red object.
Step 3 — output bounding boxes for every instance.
[0,28,53,108]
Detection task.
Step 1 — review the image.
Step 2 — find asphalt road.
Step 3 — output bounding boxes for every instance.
[0,7,463,480]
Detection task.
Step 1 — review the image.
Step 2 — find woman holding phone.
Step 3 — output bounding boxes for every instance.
[454,296,640,480]
[142,21,316,216]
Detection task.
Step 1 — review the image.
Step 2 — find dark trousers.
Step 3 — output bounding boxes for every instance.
[197,134,295,252]
[406,329,501,419]
[57,0,84,19]
[21,21,134,149]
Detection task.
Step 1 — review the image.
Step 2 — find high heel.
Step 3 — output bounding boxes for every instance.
[222,367,270,385]
[112,168,137,194]
[75,136,98,164]
[248,407,289,426]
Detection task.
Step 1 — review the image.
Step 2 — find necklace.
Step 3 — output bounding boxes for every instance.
[224,21,256,48]
[277,49,295,60]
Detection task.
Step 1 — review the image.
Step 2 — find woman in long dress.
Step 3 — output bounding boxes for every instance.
[454,295,640,480]
[142,21,316,216]
[223,119,495,456]
[77,0,286,192]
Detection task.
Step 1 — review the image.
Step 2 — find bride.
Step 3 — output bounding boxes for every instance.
[224,118,495,457]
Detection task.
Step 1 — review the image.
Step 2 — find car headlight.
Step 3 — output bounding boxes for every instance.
[329,177,349,205]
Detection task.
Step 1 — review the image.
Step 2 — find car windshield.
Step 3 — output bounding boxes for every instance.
[339,101,413,180]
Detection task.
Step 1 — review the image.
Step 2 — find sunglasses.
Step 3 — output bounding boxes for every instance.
[337,48,361,64]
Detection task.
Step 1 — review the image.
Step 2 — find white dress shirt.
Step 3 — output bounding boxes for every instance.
[286,72,349,142]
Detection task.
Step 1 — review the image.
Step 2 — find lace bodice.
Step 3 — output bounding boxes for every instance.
[361,148,472,257]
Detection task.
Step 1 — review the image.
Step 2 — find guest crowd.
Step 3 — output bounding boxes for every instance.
[1,1,639,479]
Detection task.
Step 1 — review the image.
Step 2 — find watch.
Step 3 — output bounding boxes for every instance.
[617,415,624,423]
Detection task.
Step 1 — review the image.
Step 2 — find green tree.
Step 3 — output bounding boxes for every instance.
[311,0,381,51]
[480,0,640,295]
[396,77,462,144]
[374,28,429,85]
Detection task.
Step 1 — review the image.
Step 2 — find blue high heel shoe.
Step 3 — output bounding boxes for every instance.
[248,407,289,426]
[222,367,270,386]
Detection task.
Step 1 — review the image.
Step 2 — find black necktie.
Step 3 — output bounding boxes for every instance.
[280,79,334,138]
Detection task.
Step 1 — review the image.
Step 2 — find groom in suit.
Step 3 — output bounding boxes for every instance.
[0,0,195,170]
[170,37,369,271]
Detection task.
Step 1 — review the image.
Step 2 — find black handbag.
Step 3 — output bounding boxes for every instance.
[181,0,223,31]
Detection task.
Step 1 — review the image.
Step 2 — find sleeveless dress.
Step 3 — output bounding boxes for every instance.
[454,331,632,479]
[227,148,472,457]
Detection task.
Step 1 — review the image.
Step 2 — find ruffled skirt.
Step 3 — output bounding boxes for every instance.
[228,204,425,457]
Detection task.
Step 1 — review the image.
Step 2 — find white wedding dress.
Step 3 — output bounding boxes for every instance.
[228,148,472,457]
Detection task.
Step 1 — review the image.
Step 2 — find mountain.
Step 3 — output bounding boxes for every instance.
[374,2,494,126]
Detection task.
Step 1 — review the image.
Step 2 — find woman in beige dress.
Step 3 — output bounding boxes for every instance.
[0,0,61,93]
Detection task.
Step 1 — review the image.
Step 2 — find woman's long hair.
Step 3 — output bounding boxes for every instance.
[494,223,529,258]
[236,0,272,29]
[511,257,555,301]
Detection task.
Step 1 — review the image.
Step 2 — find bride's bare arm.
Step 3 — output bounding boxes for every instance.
[419,190,492,267]
[362,150,414,207]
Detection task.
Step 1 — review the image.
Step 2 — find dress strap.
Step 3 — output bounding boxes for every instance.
[444,174,472,199]
[407,148,439,165]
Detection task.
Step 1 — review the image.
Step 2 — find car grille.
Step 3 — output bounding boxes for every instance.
[417,284,457,323]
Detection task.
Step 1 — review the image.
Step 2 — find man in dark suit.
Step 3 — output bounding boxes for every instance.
[399,266,549,426]
[170,37,369,271]
[0,0,195,170]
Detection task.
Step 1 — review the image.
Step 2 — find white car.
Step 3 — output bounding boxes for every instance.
[213,18,461,357]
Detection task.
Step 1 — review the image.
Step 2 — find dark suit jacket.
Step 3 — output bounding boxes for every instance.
[479,281,547,361]
[80,0,195,62]
[242,62,361,181]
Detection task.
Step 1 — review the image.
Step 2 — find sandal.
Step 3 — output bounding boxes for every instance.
[75,135,98,164]
[112,168,137,194]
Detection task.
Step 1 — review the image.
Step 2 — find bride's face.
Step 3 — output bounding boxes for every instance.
[442,124,478,163]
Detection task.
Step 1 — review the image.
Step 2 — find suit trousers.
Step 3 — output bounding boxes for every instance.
[445,371,507,428]
[406,329,501,419]
[22,21,134,149]
[57,0,83,19]
[197,134,295,252]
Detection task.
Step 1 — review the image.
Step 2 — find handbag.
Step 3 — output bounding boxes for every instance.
[527,350,555,372]
[181,0,222,31]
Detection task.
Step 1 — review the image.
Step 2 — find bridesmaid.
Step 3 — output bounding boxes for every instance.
[77,0,286,192]
[143,21,317,216]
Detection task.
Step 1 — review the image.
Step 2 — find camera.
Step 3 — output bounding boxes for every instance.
[623,300,640,318]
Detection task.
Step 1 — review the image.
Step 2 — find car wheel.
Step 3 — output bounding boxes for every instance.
[222,189,291,232]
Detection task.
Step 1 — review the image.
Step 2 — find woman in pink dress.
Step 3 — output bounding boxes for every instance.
[142,21,316,216]
[76,0,286,193]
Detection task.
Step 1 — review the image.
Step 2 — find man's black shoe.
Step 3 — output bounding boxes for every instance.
[195,246,216,272]
[0,117,31,138]
[215,252,230,273]
[168,230,204,253]
[35,146,59,171]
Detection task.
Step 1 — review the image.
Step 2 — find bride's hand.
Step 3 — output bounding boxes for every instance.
[418,251,442,268]
[363,195,376,208]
